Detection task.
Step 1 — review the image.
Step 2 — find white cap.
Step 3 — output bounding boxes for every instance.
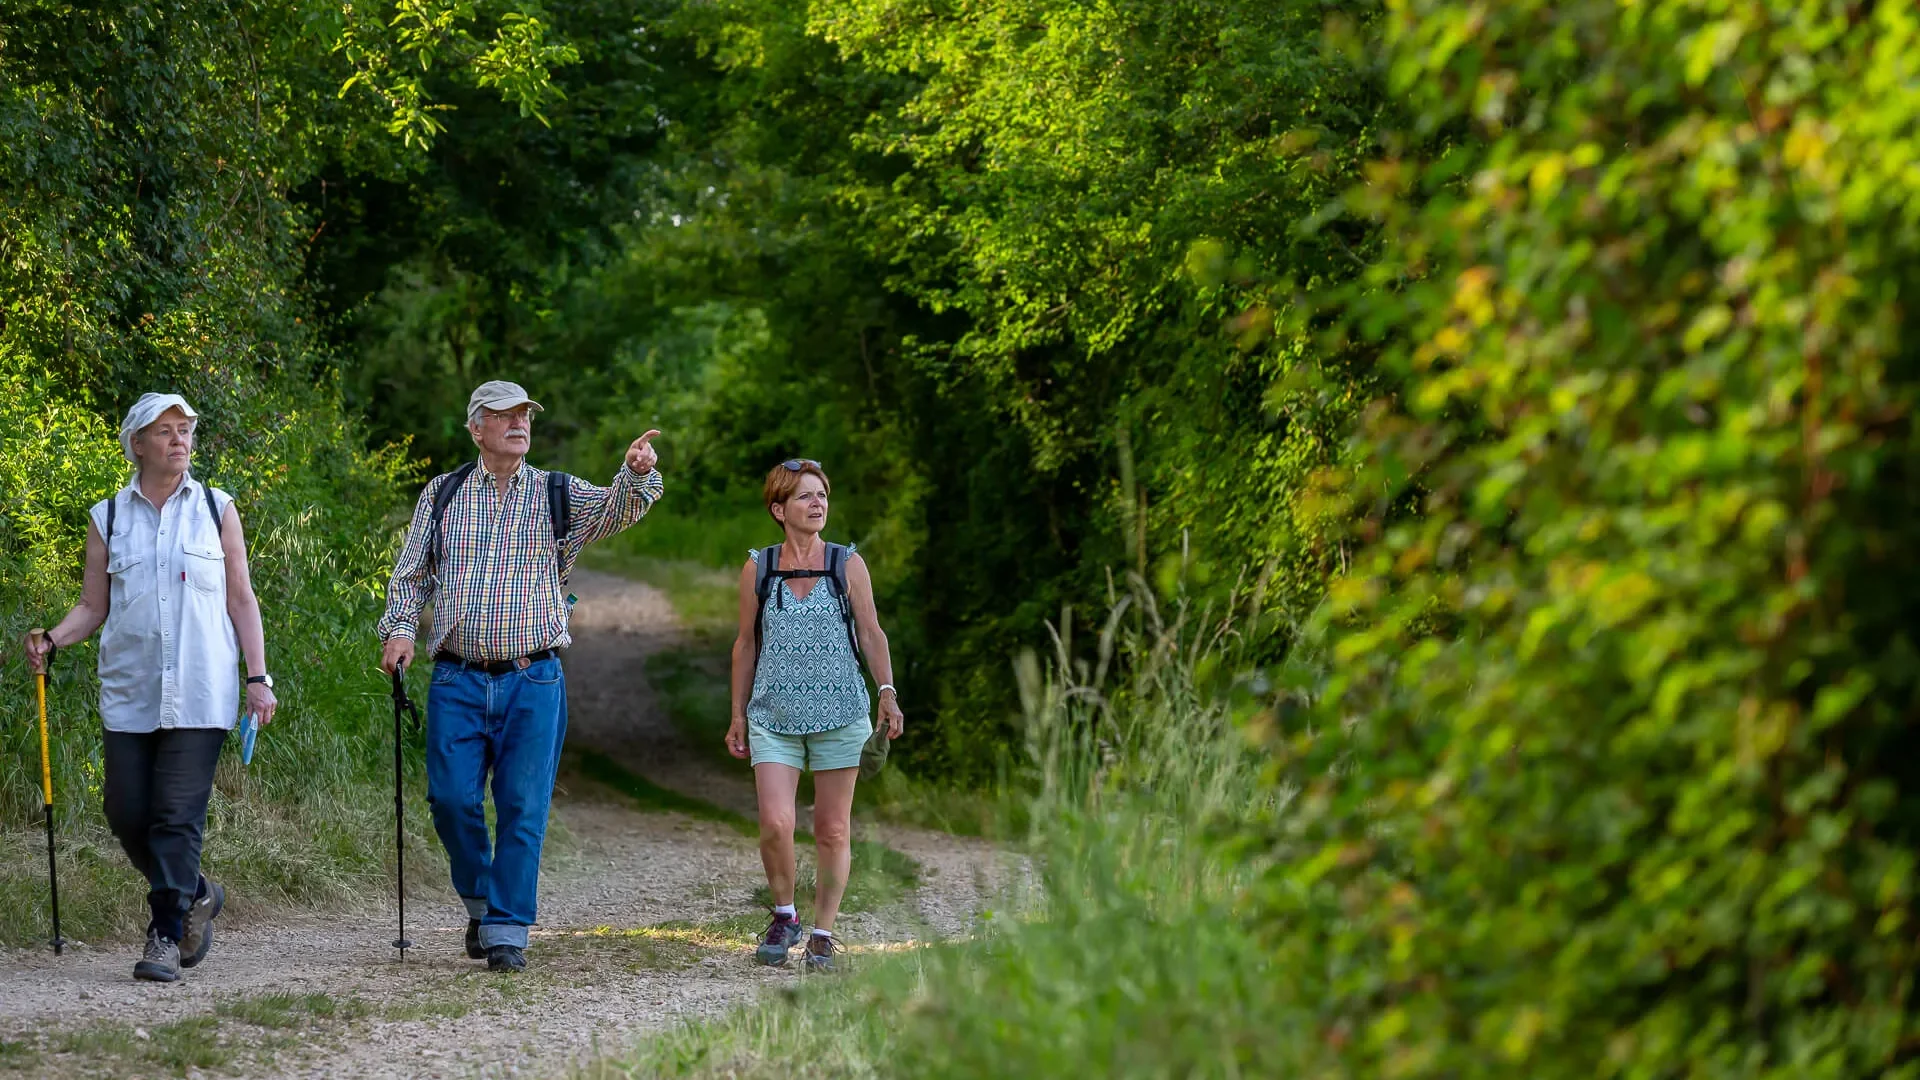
[119,393,198,464]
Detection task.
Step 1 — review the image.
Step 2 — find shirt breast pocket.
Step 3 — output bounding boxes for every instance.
[182,545,226,595]
[106,551,151,606]
[518,517,558,567]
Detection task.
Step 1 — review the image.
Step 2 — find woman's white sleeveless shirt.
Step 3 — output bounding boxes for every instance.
[87,475,240,733]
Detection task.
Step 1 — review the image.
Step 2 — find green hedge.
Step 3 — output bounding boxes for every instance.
[1255,2,1920,1075]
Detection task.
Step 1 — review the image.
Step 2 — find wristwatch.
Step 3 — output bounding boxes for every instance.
[246,674,274,689]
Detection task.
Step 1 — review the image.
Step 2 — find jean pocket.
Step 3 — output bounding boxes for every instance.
[523,658,563,686]
[432,662,462,685]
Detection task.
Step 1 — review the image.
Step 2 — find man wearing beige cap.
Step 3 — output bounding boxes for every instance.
[377,380,663,971]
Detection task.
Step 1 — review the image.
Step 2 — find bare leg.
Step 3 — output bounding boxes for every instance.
[754,763,802,907]
[810,766,858,931]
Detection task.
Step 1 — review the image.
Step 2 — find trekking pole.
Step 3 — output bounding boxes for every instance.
[27,629,65,956]
[390,662,420,961]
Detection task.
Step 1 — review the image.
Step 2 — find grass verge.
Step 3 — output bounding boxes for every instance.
[582,583,1282,1078]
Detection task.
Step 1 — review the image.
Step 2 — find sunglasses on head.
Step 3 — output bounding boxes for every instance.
[781,459,822,471]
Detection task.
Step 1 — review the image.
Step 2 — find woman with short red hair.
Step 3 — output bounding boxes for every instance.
[727,459,904,971]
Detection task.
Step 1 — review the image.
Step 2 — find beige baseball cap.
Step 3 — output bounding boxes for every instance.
[467,380,545,423]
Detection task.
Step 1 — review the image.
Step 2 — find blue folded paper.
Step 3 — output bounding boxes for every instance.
[240,713,258,765]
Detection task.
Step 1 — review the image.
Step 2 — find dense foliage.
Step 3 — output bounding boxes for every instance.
[312,0,1387,774]
[8,0,1919,1072]
[1259,1,1920,1074]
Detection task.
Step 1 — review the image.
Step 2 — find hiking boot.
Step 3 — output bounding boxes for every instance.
[486,944,526,972]
[134,930,181,983]
[465,919,485,960]
[180,877,224,970]
[804,932,842,973]
[756,912,804,967]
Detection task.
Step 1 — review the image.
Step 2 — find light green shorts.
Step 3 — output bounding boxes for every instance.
[748,719,873,773]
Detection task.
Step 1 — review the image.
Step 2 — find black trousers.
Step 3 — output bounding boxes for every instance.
[102,728,227,940]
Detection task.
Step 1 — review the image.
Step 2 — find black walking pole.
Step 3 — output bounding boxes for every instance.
[390,662,419,960]
[28,630,65,955]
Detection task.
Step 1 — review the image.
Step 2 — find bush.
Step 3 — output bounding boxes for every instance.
[1248,2,1920,1075]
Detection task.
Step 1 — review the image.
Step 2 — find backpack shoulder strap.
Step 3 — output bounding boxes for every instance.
[428,461,479,570]
[546,470,575,585]
[754,545,783,602]
[752,544,784,661]
[104,493,117,566]
[825,543,868,674]
[546,471,571,542]
[100,493,118,619]
[203,483,225,538]
[826,543,851,600]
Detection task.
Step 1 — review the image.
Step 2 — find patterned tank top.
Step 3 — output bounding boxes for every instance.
[746,545,872,735]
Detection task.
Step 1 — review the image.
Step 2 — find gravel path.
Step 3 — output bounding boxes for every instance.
[0,568,1012,1079]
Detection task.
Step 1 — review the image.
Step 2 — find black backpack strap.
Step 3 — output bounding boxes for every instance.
[102,493,117,619]
[752,545,782,658]
[547,470,573,584]
[547,471,571,543]
[428,461,479,575]
[203,482,224,538]
[825,544,868,677]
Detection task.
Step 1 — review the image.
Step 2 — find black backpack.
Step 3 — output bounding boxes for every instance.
[101,482,225,617]
[427,462,574,584]
[753,542,864,675]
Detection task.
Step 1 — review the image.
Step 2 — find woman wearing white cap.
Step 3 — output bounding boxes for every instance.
[23,393,277,983]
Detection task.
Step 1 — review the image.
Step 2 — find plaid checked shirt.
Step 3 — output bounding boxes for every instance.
[377,459,664,660]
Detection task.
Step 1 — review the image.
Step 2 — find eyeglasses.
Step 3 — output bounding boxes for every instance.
[781,459,822,471]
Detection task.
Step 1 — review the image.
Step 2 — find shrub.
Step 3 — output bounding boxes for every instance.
[1252,2,1920,1075]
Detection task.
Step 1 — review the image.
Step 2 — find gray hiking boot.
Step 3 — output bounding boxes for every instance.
[804,932,842,973]
[134,929,181,983]
[487,944,526,972]
[180,877,224,970]
[755,912,804,967]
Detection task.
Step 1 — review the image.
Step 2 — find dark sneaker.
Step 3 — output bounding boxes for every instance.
[486,944,525,972]
[804,932,842,973]
[134,930,181,982]
[180,877,224,970]
[465,919,485,960]
[756,912,804,967]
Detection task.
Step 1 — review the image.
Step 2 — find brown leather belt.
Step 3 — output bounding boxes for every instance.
[433,648,558,675]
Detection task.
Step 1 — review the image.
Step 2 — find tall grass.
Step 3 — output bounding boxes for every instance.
[586,574,1290,1078]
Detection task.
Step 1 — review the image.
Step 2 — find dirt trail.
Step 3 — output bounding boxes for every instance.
[0,568,1007,1079]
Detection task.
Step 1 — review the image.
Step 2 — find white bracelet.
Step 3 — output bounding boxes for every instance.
[878,683,897,696]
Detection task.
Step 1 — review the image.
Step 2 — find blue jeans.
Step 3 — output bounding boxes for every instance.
[426,655,568,949]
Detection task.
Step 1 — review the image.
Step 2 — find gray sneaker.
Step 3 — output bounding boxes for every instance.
[134,930,181,982]
[180,877,224,970]
[755,913,804,967]
[803,932,842,973]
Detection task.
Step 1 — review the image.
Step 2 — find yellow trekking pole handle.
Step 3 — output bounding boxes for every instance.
[29,629,51,806]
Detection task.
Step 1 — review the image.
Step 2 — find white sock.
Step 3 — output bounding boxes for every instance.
[774,904,797,919]
[811,927,833,938]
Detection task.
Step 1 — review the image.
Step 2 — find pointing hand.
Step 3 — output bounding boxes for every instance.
[626,430,662,475]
